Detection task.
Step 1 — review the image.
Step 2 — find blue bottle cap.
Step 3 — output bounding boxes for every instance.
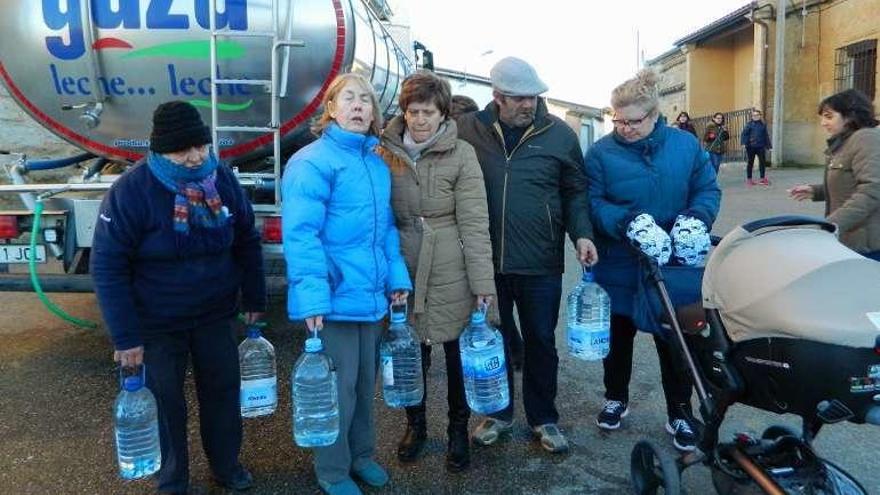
[123,376,143,392]
[247,327,262,339]
[305,337,323,353]
[470,310,486,325]
[582,270,595,282]
[390,311,407,324]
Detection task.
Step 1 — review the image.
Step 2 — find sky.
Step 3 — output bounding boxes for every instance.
[391,0,749,108]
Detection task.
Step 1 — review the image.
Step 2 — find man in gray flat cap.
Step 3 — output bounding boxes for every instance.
[457,56,597,454]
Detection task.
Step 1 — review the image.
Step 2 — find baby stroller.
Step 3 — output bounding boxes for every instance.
[629,216,880,494]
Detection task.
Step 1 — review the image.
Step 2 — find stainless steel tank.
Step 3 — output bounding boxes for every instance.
[0,0,412,163]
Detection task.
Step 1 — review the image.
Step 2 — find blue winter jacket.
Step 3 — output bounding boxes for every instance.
[282,123,412,322]
[740,120,771,149]
[584,123,721,317]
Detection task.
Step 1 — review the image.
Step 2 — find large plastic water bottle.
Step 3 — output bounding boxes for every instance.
[114,367,161,480]
[460,306,509,415]
[566,266,611,361]
[292,329,339,447]
[379,303,424,408]
[239,325,277,418]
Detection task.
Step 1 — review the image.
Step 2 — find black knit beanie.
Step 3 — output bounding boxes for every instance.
[149,101,212,153]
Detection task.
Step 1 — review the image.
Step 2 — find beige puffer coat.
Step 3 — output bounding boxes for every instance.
[811,126,880,253]
[378,116,496,345]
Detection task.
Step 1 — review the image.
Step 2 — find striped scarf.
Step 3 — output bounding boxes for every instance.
[147,152,228,234]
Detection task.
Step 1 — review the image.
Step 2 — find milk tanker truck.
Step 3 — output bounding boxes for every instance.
[0,0,418,294]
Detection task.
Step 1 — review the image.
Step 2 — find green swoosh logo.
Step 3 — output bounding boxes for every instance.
[188,99,254,112]
[123,40,244,60]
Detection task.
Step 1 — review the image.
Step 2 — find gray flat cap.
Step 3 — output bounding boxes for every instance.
[490,57,548,96]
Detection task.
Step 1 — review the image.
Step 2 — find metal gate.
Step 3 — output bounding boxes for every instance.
[690,108,753,163]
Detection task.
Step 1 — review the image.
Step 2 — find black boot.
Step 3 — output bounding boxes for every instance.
[397,407,427,463]
[446,423,470,473]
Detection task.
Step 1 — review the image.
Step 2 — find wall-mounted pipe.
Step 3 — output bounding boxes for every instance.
[772,0,786,165]
[747,3,775,117]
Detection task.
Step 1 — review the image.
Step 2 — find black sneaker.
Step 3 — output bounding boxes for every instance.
[666,418,697,452]
[596,400,629,430]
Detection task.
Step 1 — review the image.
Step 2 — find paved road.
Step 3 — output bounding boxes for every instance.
[1,164,877,494]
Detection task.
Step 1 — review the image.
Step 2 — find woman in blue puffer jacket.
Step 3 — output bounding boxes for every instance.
[584,69,721,453]
[282,73,412,495]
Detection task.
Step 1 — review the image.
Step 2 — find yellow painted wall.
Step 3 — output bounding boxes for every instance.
[686,26,754,117]
[650,52,688,119]
[732,29,756,110]
[687,42,733,116]
[762,0,880,165]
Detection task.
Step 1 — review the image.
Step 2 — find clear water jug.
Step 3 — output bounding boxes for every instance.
[239,325,277,418]
[566,267,611,361]
[292,328,339,447]
[460,306,509,415]
[379,303,424,408]
[114,366,161,480]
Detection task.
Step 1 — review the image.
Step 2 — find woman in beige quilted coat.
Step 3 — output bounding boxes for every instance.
[789,89,880,259]
[377,70,495,473]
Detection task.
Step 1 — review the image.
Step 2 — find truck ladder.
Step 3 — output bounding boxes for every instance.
[208,0,304,211]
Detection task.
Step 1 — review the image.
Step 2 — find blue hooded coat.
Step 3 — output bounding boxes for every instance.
[282,123,412,322]
[584,122,721,317]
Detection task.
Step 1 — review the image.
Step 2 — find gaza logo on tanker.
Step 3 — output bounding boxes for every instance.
[42,0,255,112]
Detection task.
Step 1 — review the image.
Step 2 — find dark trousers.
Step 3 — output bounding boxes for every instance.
[143,317,242,493]
[405,340,469,431]
[499,296,524,359]
[709,152,724,173]
[746,147,768,179]
[491,273,563,427]
[602,314,693,419]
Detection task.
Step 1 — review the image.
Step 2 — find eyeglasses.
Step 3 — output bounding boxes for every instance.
[611,111,651,129]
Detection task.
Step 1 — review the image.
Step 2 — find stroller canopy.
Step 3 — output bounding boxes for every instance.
[702,225,880,348]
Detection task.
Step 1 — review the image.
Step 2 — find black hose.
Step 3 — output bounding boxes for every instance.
[24,152,96,172]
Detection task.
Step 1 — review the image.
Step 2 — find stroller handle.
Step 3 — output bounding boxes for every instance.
[740,215,836,235]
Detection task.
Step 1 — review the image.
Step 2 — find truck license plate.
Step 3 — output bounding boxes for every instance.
[0,244,46,264]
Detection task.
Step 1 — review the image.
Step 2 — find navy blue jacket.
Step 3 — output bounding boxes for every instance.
[740,120,771,149]
[584,124,721,317]
[91,163,266,350]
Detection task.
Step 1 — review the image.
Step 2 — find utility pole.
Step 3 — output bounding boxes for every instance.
[772,0,786,165]
[635,29,640,71]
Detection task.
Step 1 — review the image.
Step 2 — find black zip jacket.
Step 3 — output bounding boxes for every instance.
[457,100,593,275]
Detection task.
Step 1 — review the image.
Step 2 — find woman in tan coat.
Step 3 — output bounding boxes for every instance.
[378,71,496,472]
[790,89,880,260]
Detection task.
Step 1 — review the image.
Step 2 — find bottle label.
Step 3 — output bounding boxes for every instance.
[381,354,394,386]
[241,377,277,409]
[471,352,506,379]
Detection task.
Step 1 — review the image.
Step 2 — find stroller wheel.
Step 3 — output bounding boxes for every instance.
[820,458,868,495]
[761,424,800,441]
[630,440,682,494]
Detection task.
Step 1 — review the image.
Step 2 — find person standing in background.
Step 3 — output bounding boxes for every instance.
[741,109,772,186]
[673,111,698,138]
[703,112,730,173]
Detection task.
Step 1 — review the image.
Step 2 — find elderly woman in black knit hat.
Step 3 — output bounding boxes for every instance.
[91,101,266,494]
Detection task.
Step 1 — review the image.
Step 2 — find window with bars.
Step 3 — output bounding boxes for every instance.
[834,39,877,100]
